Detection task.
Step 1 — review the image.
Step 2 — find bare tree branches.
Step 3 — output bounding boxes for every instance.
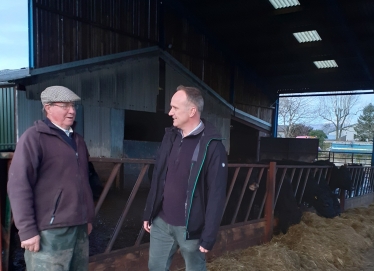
[278,97,315,137]
[316,95,360,140]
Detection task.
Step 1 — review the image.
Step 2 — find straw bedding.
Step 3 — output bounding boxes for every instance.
[207,204,374,271]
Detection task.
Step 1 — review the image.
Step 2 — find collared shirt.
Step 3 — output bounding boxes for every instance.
[51,121,74,137]
[180,120,203,137]
[44,118,77,152]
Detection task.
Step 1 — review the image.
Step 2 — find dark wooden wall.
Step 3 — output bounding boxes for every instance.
[32,0,274,123]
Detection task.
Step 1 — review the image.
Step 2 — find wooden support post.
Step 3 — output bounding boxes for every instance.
[115,163,121,189]
[264,162,275,243]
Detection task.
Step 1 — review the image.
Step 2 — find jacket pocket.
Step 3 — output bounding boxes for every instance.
[50,189,63,224]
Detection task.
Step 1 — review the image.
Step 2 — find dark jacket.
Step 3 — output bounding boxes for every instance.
[143,119,228,250]
[7,120,95,241]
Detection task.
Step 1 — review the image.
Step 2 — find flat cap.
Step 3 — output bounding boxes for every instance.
[41,86,81,104]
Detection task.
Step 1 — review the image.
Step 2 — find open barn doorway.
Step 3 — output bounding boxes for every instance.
[277,91,374,166]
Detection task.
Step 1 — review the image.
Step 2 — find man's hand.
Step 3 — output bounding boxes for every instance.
[199,246,209,253]
[143,221,151,233]
[21,235,40,252]
[88,223,93,235]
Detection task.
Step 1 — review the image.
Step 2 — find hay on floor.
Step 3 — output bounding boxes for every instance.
[207,203,374,271]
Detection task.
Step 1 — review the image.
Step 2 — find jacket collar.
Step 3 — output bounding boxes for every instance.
[166,118,222,139]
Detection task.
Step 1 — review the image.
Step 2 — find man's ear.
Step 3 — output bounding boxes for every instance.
[190,107,197,117]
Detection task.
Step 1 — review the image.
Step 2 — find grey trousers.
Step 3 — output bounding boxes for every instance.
[24,224,89,271]
[148,216,206,271]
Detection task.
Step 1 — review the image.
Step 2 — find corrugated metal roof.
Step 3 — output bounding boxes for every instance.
[0,68,30,84]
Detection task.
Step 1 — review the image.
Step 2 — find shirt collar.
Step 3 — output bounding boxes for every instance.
[50,121,73,137]
[181,120,204,137]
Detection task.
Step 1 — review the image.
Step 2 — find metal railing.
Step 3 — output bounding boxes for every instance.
[346,166,374,198]
[0,144,16,151]
[318,151,372,166]
[89,158,364,255]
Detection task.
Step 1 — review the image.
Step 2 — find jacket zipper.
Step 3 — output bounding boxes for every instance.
[185,138,222,239]
[185,162,195,222]
[54,132,85,223]
[50,190,63,224]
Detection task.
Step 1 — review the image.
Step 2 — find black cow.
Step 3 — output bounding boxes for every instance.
[302,175,341,218]
[313,160,353,191]
[222,166,302,234]
[274,176,303,233]
[268,159,342,218]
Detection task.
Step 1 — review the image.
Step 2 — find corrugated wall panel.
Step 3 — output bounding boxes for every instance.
[26,55,159,113]
[17,91,44,139]
[100,70,116,108]
[110,108,125,158]
[81,70,101,107]
[116,56,159,112]
[84,105,111,157]
[165,63,231,152]
[0,87,15,149]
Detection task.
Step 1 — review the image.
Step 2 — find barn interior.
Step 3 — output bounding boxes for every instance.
[2,0,374,270]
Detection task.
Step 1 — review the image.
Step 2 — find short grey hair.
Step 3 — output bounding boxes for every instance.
[176,85,204,113]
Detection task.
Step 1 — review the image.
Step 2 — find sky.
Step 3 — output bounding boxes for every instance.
[0,0,28,70]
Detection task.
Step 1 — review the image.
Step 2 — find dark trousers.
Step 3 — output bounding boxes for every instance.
[24,224,89,271]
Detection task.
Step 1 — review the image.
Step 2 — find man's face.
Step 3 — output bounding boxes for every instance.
[169,91,193,129]
[45,102,76,129]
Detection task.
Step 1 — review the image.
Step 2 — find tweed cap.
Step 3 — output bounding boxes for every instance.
[41,86,81,104]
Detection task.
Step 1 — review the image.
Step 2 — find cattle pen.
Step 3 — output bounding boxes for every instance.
[1,157,374,271]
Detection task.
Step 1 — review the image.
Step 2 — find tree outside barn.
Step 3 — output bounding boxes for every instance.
[278,94,373,143]
[354,103,374,142]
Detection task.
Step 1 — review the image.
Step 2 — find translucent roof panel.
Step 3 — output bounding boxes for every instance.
[313,60,338,69]
[293,30,322,43]
[269,0,300,9]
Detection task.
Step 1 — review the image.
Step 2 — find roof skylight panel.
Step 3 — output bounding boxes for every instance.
[313,60,338,69]
[269,0,300,9]
[293,31,322,43]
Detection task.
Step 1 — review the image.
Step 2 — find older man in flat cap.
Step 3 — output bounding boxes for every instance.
[8,86,95,271]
